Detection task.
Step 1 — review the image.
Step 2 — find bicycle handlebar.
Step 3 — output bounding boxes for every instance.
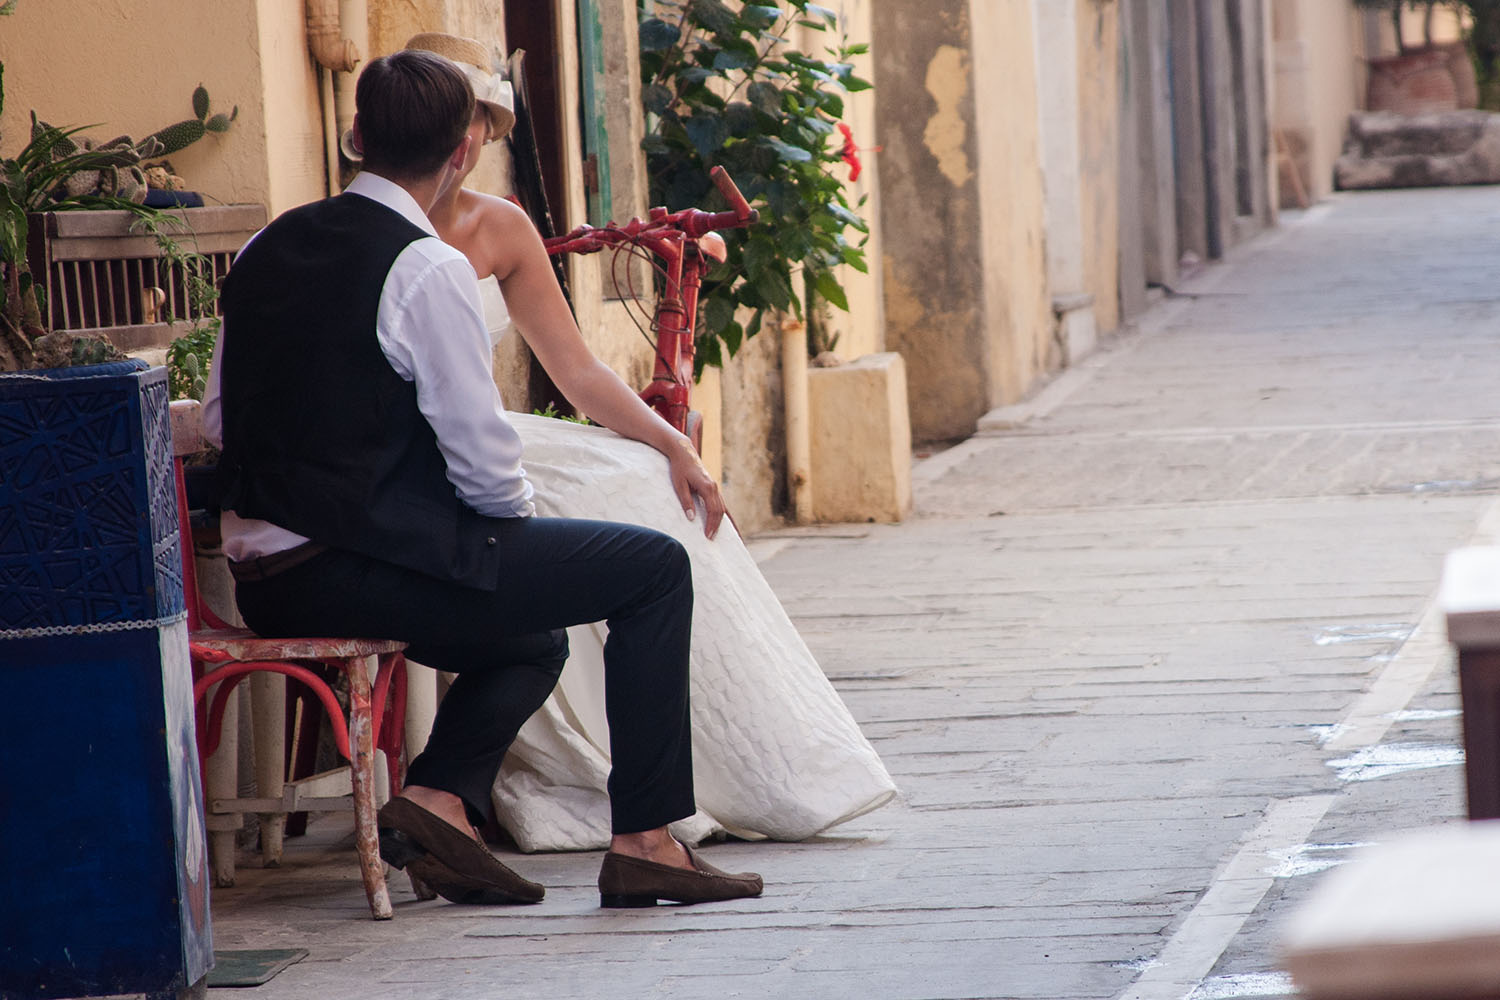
[710,165,755,222]
[544,169,757,256]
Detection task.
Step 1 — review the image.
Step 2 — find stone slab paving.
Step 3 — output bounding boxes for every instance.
[194,187,1500,1000]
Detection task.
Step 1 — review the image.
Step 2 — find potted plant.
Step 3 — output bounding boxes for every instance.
[1354,0,1481,112]
[0,66,239,373]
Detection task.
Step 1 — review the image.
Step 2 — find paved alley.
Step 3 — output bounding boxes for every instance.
[202,186,1500,1000]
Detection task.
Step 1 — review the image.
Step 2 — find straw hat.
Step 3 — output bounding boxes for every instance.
[406,32,515,140]
[341,31,515,162]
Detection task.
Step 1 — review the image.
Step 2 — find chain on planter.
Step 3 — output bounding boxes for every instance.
[0,610,188,641]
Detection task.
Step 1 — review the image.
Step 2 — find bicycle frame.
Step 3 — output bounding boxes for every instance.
[544,167,757,446]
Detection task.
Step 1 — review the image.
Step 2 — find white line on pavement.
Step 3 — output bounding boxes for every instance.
[1120,496,1500,1000]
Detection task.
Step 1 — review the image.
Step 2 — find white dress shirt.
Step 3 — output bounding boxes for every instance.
[202,171,534,562]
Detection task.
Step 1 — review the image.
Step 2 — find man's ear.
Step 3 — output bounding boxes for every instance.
[448,133,474,172]
[348,116,365,157]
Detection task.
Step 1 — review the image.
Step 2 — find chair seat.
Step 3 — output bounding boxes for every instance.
[191,628,406,662]
[171,398,420,920]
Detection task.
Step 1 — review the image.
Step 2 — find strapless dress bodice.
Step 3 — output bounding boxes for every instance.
[477,274,512,346]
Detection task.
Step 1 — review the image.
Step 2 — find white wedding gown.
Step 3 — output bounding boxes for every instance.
[475,276,897,851]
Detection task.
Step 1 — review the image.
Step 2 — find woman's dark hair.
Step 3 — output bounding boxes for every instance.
[354,50,475,178]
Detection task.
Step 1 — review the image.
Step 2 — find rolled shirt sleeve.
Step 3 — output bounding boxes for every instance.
[378,238,535,518]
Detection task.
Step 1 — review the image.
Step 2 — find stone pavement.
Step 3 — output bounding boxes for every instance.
[198,186,1500,1000]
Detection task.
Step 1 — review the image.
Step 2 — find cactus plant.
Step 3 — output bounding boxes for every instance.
[0,64,233,372]
[140,85,238,158]
[30,122,152,203]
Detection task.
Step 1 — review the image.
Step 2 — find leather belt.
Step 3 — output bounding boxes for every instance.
[228,541,331,582]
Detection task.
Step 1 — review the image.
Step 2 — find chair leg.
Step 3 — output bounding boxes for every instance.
[346,656,394,920]
[202,674,240,888]
[249,671,287,867]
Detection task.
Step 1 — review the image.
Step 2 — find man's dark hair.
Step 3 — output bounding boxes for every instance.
[355,49,475,179]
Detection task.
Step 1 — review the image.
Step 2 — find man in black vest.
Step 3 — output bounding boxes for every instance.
[203,50,761,909]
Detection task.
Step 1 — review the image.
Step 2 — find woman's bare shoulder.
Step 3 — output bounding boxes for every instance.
[462,189,537,231]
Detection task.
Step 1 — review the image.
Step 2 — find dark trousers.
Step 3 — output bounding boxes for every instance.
[232,516,696,835]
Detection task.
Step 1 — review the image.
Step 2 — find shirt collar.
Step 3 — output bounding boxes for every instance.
[343,171,439,237]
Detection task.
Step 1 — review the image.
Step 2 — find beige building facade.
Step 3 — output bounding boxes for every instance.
[5,1,1390,521]
[1271,2,1468,211]
[0,0,898,532]
[872,0,1054,444]
[1272,0,1366,207]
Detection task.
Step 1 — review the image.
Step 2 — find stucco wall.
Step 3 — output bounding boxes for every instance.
[258,0,328,215]
[1271,0,1363,205]
[1075,0,1121,338]
[0,0,273,210]
[800,0,884,363]
[1,0,860,527]
[718,323,785,534]
[873,1,984,442]
[974,0,1054,405]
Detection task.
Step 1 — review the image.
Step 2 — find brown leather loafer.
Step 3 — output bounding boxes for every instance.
[598,844,763,907]
[377,797,544,904]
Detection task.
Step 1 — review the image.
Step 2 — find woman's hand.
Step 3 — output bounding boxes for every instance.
[667,436,726,539]
[473,195,729,538]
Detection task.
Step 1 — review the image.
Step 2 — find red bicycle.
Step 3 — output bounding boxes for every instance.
[543,166,757,450]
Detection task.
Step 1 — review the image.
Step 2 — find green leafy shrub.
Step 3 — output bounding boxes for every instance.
[638,0,871,370]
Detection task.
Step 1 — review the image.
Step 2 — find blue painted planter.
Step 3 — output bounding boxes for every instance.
[0,360,212,1000]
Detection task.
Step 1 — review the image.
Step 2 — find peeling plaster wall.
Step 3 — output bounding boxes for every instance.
[872,2,985,442]
[872,0,1052,441]
[719,324,785,534]
[0,0,275,211]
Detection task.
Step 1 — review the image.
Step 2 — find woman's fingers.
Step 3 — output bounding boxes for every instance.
[698,478,726,539]
[669,456,725,539]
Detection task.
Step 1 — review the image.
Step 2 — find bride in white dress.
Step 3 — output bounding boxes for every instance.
[414,35,895,852]
[480,281,895,851]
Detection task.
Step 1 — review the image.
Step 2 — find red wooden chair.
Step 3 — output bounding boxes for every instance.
[170,399,416,920]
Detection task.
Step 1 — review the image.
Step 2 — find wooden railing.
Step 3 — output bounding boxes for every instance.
[26,203,265,352]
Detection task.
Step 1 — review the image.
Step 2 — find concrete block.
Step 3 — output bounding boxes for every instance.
[1335,110,1500,190]
[808,352,912,523]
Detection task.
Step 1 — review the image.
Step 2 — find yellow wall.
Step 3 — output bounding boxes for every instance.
[799,0,884,362]
[1368,4,1467,55]
[258,0,328,215]
[1272,0,1364,204]
[971,0,1053,405]
[0,0,273,210]
[1,0,875,524]
[1076,0,1120,338]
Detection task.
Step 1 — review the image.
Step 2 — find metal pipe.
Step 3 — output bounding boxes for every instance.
[305,0,358,72]
[306,0,361,195]
[782,312,813,524]
[333,0,369,176]
[320,68,339,197]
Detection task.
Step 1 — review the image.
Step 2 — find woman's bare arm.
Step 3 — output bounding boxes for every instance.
[475,195,726,538]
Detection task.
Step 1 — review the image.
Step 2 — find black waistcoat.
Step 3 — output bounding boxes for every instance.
[217,192,507,589]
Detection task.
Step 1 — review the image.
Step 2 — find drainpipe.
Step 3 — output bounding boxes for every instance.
[305,0,362,196]
[782,312,813,524]
[333,0,369,181]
